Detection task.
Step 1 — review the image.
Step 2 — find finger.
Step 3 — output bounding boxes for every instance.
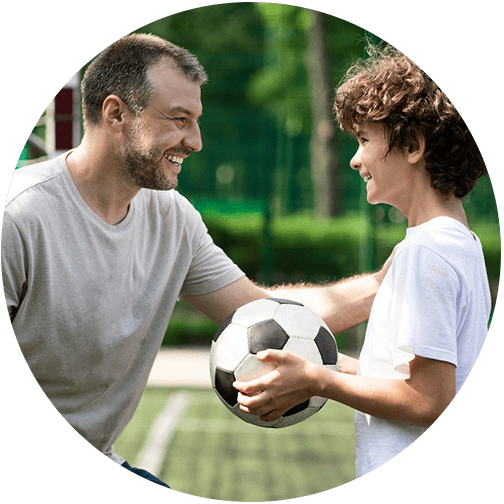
[239,402,274,417]
[237,391,268,409]
[256,349,285,363]
[260,409,283,422]
[233,379,263,395]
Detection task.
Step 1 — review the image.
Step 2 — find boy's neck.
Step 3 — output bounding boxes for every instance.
[406,192,469,230]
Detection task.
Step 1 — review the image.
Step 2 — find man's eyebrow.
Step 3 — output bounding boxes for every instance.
[169,106,202,120]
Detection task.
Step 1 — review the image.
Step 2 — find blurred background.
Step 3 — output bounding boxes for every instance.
[18,3,500,353]
[15,3,500,500]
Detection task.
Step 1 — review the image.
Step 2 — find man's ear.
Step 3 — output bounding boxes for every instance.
[102,95,131,132]
[406,132,426,164]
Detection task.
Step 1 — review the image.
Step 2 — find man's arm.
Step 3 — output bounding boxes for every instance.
[265,247,395,334]
[184,244,395,331]
[183,276,269,326]
[184,274,379,332]
[184,269,385,333]
[265,272,379,335]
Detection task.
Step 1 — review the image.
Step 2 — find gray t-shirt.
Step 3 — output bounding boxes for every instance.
[2,154,244,461]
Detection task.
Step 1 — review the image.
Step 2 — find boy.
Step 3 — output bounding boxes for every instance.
[234,44,491,476]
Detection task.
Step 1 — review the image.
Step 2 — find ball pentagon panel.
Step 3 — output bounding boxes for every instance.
[247,319,289,354]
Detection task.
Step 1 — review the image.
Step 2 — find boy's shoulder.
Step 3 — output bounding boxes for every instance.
[396,216,483,273]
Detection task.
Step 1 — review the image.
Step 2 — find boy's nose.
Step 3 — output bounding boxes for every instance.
[350,146,362,170]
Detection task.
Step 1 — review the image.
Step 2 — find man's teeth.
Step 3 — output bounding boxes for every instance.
[165,154,184,165]
[363,175,372,183]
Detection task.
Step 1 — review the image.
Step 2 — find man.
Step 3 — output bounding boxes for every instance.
[2,33,388,487]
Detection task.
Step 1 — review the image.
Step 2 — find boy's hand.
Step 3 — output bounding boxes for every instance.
[233,349,319,423]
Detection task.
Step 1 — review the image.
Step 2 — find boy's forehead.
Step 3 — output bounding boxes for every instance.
[355,122,385,137]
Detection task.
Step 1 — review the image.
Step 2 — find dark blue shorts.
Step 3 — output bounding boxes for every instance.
[121,461,170,488]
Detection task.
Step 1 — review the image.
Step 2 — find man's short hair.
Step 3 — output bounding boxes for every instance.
[334,43,486,198]
[81,33,208,127]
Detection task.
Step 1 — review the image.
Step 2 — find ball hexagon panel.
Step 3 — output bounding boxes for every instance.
[274,303,325,340]
[231,298,279,327]
[235,354,277,382]
[212,323,249,372]
[283,337,323,366]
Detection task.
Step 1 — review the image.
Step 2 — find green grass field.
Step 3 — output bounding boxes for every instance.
[114,387,356,501]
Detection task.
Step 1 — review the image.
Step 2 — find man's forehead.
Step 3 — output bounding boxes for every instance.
[148,62,202,114]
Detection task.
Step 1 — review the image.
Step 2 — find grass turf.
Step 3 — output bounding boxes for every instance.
[114,387,356,501]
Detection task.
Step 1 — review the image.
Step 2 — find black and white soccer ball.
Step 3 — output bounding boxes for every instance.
[209,298,338,428]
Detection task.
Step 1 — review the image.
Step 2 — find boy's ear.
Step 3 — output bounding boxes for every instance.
[406,132,426,164]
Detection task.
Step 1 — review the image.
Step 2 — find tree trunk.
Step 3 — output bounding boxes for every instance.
[305,11,341,217]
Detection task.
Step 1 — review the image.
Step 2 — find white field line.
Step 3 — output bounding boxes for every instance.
[135,390,191,474]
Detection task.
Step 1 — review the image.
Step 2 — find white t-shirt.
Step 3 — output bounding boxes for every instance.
[355,217,491,477]
[2,154,244,462]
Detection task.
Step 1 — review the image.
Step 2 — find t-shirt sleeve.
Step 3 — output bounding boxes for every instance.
[177,199,244,297]
[1,212,27,321]
[389,244,461,374]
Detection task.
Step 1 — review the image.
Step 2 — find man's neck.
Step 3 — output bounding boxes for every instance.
[65,139,140,225]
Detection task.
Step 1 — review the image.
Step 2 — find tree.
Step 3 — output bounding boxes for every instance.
[305,10,341,217]
[247,5,352,217]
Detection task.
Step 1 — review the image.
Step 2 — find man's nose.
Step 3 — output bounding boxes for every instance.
[183,122,203,153]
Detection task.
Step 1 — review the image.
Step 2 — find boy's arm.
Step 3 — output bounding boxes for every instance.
[336,354,359,375]
[234,351,456,428]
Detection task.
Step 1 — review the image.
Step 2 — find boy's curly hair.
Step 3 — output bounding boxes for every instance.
[334,44,486,198]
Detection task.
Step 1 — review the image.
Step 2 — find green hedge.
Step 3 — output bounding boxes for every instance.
[162,212,500,348]
[203,211,500,282]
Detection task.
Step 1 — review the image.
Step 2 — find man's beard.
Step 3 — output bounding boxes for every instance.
[124,144,177,191]
[122,121,178,191]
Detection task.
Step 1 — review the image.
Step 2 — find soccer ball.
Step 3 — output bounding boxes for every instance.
[209,298,338,428]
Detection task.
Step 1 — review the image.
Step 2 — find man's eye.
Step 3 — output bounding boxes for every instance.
[171,117,187,126]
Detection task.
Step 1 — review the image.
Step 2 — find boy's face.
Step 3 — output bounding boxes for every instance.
[350,122,414,209]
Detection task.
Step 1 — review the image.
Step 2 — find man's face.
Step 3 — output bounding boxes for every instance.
[122,61,203,190]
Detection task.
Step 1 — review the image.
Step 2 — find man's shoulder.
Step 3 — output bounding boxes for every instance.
[6,156,66,206]
[139,188,200,218]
